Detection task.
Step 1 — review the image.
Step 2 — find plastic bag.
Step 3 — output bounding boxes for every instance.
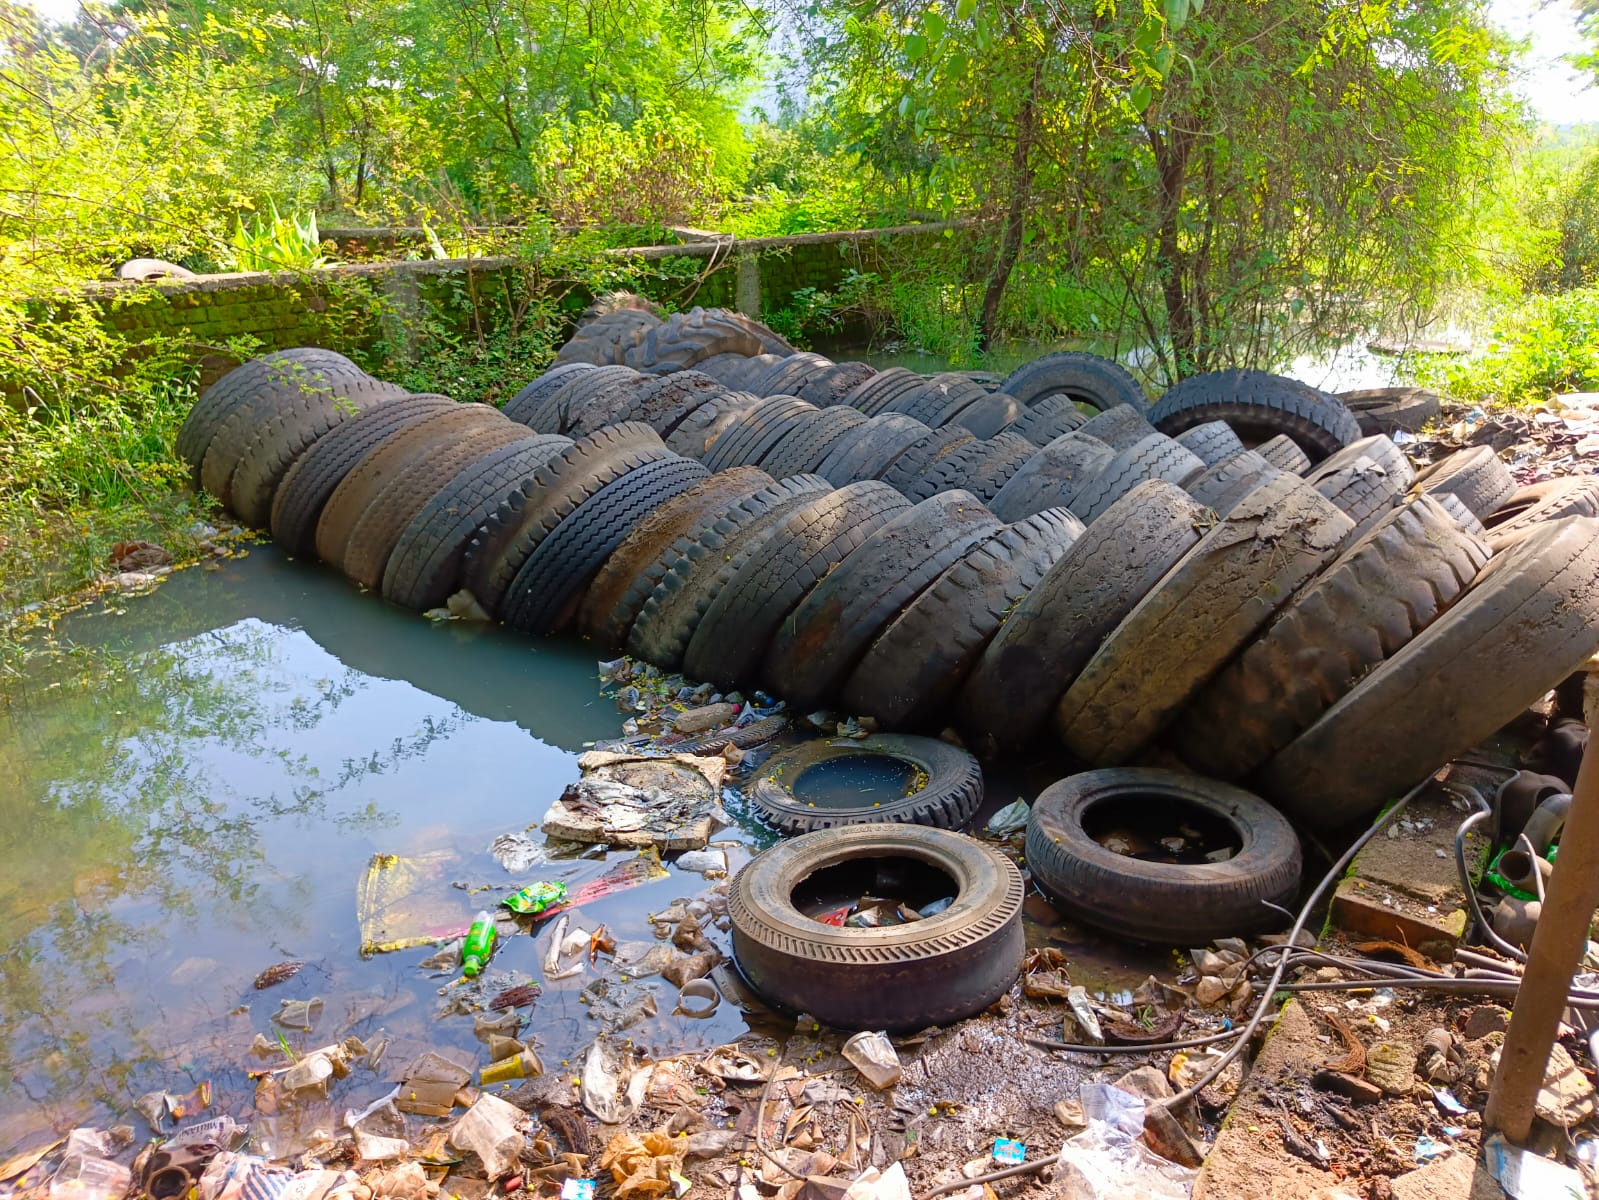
[1054,1119,1195,1200]
[448,1094,528,1180]
[1078,1083,1146,1138]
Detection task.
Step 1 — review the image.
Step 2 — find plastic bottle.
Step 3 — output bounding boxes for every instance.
[461,910,497,978]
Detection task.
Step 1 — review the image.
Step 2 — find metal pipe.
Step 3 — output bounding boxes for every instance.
[1487,674,1599,1143]
[1521,792,1572,858]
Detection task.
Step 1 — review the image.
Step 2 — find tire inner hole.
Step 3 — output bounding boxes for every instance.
[1081,794,1241,864]
[792,855,958,927]
[789,754,924,810]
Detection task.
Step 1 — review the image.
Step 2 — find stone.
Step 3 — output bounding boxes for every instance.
[1461,1004,1510,1040]
[1366,1041,1419,1096]
[1312,1070,1383,1104]
[1113,1065,1175,1104]
[1388,1151,1501,1200]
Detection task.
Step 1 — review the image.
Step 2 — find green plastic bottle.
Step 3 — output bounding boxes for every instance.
[461,910,497,978]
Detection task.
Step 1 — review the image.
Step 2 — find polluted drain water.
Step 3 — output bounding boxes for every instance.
[0,544,1168,1153]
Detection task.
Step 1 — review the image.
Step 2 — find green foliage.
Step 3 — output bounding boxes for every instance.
[1523,134,1599,294]
[223,203,329,273]
[1411,286,1599,407]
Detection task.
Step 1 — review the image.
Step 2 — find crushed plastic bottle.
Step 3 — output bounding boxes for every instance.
[461,911,497,978]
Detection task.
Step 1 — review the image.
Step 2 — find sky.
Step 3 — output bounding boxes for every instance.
[20,0,1599,126]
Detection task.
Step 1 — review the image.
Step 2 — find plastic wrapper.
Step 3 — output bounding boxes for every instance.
[1054,1119,1196,1200]
[196,1153,363,1200]
[448,1094,528,1180]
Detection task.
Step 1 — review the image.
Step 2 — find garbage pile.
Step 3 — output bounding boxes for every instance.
[177,318,1599,828]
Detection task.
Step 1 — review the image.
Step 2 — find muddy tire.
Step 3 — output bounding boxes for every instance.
[1149,369,1360,462]
[500,455,712,635]
[519,365,639,434]
[624,307,766,374]
[1259,516,1599,830]
[953,431,1038,502]
[952,391,1025,439]
[750,735,986,834]
[729,824,1024,1032]
[459,423,671,616]
[710,353,784,391]
[816,415,931,485]
[1068,434,1206,523]
[691,353,753,386]
[1026,770,1301,944]
[958,481,1203,752]
[626,475,833,669]
[1076,403,1156,452]
[1305,434,1415,490]
[702,396,816,472]
[1414,446,1516,519]
[177,348,361,474]
[1339,386,1440,436]
[627,371,728,438]
[1308,454,1408,539]
[844,510,1084,728]
[342,421,532,591]
[1434,491,1487,538]
[761,407,871,478]
[897,436,1002,502]
[381,434,574,611]
[987,432,1113,523]
[999,351,1146,414]
[229,383,401,527]
[1255,434,1312,474]
[683,482,911,687]
[1055,474,1354,764]
[1484,477,1599,553]
[1185,450,1284,518]
[270,394,458,558]
[501,364,594,425]
[666,391,763,459]
[750,353,834,397]
[883,375,985,427]
[845,368,926,416]
[578,467,776,647]
[315,404,507,572]
[797,362,877,407]
[762,492,1002,709]
[878,425,977,492]
[1175,421,1245,467]
[1173,495,1492,779]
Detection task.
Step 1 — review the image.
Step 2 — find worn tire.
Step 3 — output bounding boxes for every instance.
[1185,450,1284,517]
[1005,394,1091,447]
[816,415,930,485]
[1434,491,1487,538]
[1173,495,1492,779]
[520,365,640,434]
[750,353,834,397]
[844,510,1084,728]
[501,364,594,425]
[958,481,1203,752]
[578,467,776,647]
[1259,516,1599,830]
[627,371,728,438]
[886,374,987,427]
[953,391,1025,439]
[1309,454,1408,539]
[1149,369,1360,462]
[1414,446,1516,519]
[1255,434,1312,474]
[898,436,1009,502]
[1305,434,1415,489]
[951,431,1038,502]
[666,391,763,459]
[1339,386,1440,436]
[1068,434,1206,523]
[878,426,978,493]
[987,432,1113,523]
[1055,474,1355,764]
[683,481,911,688]
[1484,477,1599,553]
[626,475,833,670]
[177,348,361,473]
[1175,421,1246,467]
[729,824,1024,1032]
[624,307,766,374]
[749,735,986,834]
[270,394,458,558]
[381,434,574,611]
[1076,403,1156,452]
[797,361,877,407]
[761,406,871,478]
[1026,770,1301,944]
[762,492,1002,709]
[845,368,927,416]
[702,396,817,472]
[999,351,1146,414]
[500,454,713,635]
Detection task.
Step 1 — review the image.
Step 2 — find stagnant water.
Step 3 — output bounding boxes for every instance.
[0,543,1168,1155]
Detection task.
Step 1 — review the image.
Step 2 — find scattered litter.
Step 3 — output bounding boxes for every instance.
[674,978,720,1018]
[271,998,324,1033]
[561,1181,597,1200]
[992,1137,1026,1164]
[449,1094,528,1179]
[1067,986,1104,1044]
[674,848,727,876]
[395,1051,471,1117]
[597,1128,689,1199]
[542,751,729,851]
[985,799,1030,836]
[841,1031,903,1090]
[1482,1133,1585,1199]
[502,880,568,915]
[490,832,548,873]
[358,849,465,956]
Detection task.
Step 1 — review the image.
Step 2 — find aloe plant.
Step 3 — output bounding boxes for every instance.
[223,201,330,272]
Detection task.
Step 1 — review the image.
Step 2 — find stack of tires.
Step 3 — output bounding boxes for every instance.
[181,340,1599,836]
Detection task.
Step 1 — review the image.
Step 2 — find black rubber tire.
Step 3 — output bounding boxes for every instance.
[987,432,1113,523]
[1434,491,1487,538]
[1074,402,1156,452]
[1259,516,1599,831]
[501,364,594,425]
[627,371,728,438]
[1068,434,1207,523]
[500,454,713,635]
[749,735,986,834]
[999,351,1147,414]
[1255,434,1312,474]
[519,365,640,434]
[343,421,532,591]
[710,353,783,391]
[1414,446,1516,519]
[896,435,1014,502]
[1149,369,1361,463]
[177,348,360,473]
[761,406,870,478]
[1005,394,1091,446]
[691,353,754,386]
[269,394,458,558]
[228,384,400,527]
[666,391,763,459]
[844,510,1084,729]
[1308,454,1407,540]
[950,431,1038,502]
[1483,477,1599,553]
[624,307,766,374]
[1304,434,1415,490]
[729,824,1024,1032]
[797,361,877,407]
[877,425,977,493]
[1026,769,1302,944]
[952,391,1026,439]
[750,352,834,396]
[1338,387,1440,436]
[200,374,401,505]
[1185,450,1284,518]
[626,475,833,669]
[762,492,1002,710]
[1174,421,1245,467]
[551,368,654,438]
[683,481,911,688]
[1055,474,1354,765]
[885,374,986,427]
[459,422,671,616]
[1173,495,1492,780]
[845,368,927,417]
[381,434,574,611]
[702,396,816,473]
[578,467,776,648]
[816,415,931,485]
[958,481,1202,752]
[315,404,507,573]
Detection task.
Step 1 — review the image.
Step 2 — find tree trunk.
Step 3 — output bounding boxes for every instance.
[1146,118,1195,379]
[978,62,1042,351]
